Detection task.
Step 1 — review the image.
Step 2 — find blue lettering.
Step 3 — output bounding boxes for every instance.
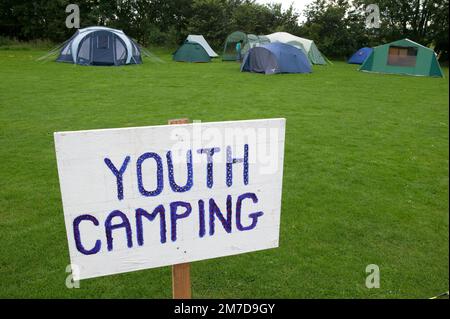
[73,214,101,255]
[136,205,166,244]
[209,196,232,235]
[166,150,193,192]
[198,199,206,238]
[170,201,192,242]
[105,210,133,251]
[136,152,164,197]
[197,147,220,188]
[104,156,130,200]
[226,144,249,187]
[236,192,263,231]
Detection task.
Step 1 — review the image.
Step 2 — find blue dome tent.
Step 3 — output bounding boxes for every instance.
[56,26,142,66]
[348,47,373,64]
[240,43,312,75]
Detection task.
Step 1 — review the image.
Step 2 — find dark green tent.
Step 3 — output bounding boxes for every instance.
[222,31,269,61]
[173,41,211,63]
[359,39,443,77]
[222,31,247,61]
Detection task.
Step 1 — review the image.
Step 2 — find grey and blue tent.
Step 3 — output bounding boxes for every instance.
[241,43,312,75]
[57,26,142,66]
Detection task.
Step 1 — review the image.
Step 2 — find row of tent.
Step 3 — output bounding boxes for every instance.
[175,32,443,77]
[222,31,328,65]
[172,33,314,74]
[173,31,329,66]
[54,27,443,77]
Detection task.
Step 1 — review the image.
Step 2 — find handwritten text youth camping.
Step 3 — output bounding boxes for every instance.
[54,119,286,280]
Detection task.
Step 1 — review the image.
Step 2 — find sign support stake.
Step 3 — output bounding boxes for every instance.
[172,262,191,299]
[168,118,192,299]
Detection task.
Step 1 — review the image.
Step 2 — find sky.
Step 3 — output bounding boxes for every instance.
[255,0,314,21]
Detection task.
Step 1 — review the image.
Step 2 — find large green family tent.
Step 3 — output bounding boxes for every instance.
[173,41,211,63]
[223,31,246,61]
[266,32,328,65]
[359,39,444,77]
[222,31,270,61]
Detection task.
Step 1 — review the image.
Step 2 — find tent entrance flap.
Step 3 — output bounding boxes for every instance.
[387,46,417,67]
[223,31,272,61]
[223,31,247,61]
[92,32,115,65]
[249,48,278,73]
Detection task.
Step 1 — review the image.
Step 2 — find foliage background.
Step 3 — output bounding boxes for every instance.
[0,0,448,60]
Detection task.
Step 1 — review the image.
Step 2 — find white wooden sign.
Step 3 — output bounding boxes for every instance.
[54,118,286,280]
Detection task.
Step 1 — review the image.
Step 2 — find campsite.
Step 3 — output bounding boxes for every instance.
[0,0,448,301]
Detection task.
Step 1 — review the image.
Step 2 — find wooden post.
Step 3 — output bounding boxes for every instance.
[168,118,190,126]
[168,118,192,299]
[172,262,192,299]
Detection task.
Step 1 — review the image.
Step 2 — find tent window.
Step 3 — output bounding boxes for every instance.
[387,46,417,67]
[61,44,71,55]
[97,35,109,49]
[131,42,139,56]
[78,37,91,61]
[115,38,126,61]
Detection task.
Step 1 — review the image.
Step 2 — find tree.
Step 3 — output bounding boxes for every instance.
[185,0,232,49]
[300,0,368,59]
[354,0,449,60]
[0,0,69,41]
[3,0,445,61]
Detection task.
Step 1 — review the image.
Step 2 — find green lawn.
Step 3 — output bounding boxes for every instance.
[0,48,448,298]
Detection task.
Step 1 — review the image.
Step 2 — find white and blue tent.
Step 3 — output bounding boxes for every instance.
[56,26,142,66]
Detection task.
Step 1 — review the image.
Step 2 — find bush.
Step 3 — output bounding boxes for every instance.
[0,37,55,50]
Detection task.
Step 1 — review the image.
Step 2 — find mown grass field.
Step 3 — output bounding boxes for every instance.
[0,47,448,298]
